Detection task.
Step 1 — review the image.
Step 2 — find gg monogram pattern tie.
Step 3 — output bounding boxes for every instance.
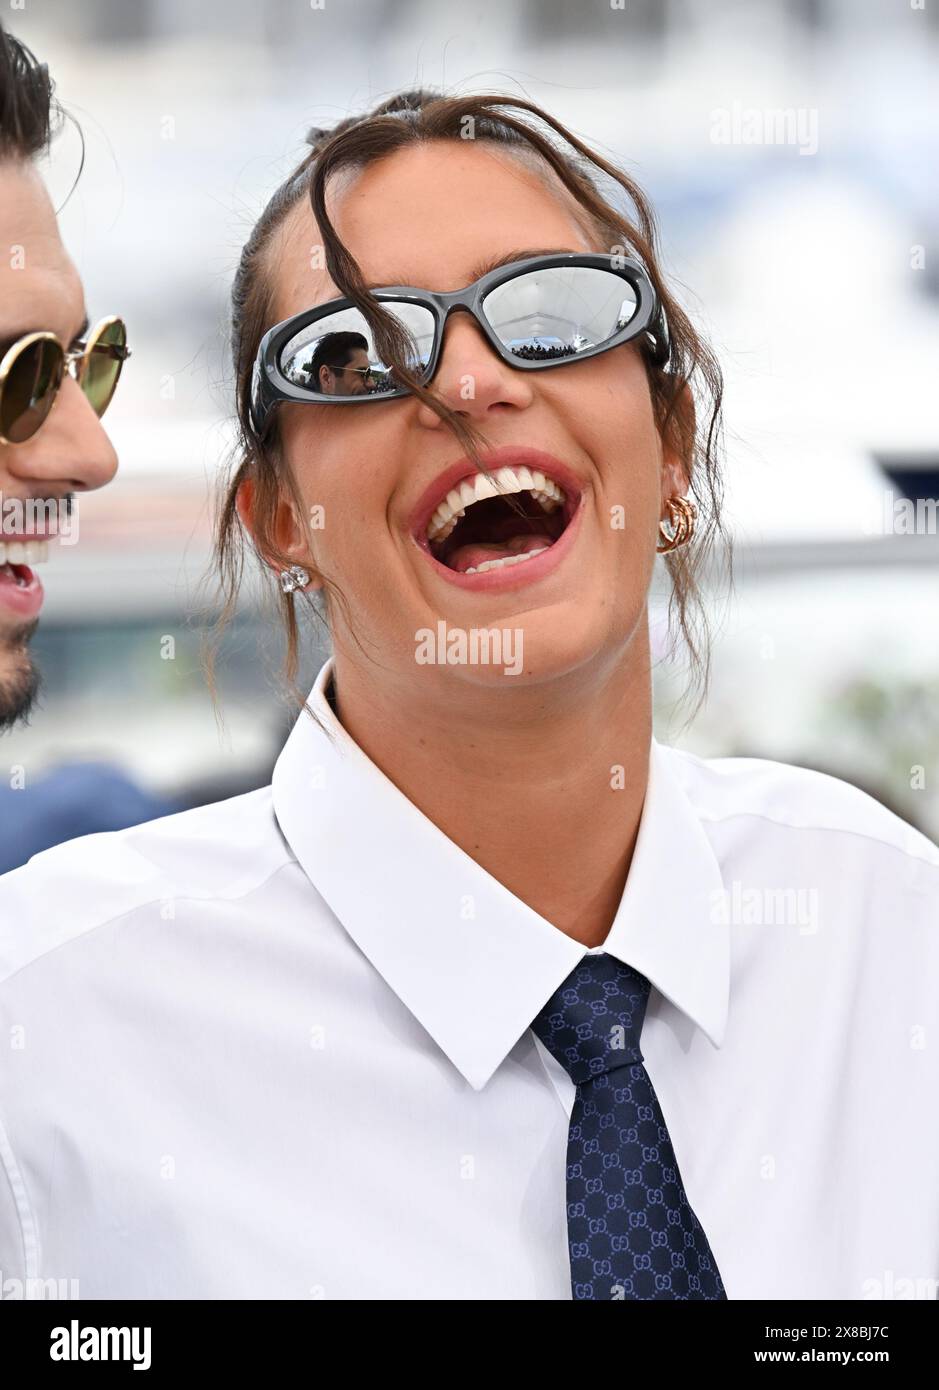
[531,952,727,1300]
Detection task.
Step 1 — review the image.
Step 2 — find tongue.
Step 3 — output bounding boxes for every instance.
[0,562,35,588]
[447,533,552,574]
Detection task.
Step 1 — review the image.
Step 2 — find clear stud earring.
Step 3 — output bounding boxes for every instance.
[279,565,311,594]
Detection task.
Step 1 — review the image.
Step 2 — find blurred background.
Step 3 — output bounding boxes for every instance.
[2,0,938,867]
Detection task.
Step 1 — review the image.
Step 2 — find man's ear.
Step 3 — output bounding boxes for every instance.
[235,476,323,591]
[659,379,695,509]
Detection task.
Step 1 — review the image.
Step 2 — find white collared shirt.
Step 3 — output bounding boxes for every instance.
[1,657,938,1301]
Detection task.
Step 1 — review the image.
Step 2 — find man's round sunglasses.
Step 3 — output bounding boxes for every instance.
[0,316,130,446]
[250,253,669,434]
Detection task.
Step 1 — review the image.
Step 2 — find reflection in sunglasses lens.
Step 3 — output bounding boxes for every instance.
[280,303,435,399]
[81,319,127,418]
[0,337,64,443]
[483,266,639,362]
[276,266,640,402]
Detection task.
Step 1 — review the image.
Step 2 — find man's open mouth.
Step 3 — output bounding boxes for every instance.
[423,465,575,575]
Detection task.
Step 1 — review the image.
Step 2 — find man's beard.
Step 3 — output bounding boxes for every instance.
[0,620,42,731]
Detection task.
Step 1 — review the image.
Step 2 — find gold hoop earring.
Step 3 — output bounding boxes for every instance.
[656,496,697,554]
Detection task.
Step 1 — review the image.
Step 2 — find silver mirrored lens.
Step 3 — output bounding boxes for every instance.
[279,301,435,399]
[482,266,639,362]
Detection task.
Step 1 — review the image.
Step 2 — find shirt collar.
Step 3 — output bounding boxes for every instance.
[272,658,729,1091]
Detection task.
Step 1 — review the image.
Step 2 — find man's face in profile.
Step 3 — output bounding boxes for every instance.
[318,348,372,395]
[0,161,118,730]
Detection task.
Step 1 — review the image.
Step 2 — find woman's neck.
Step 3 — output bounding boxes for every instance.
[329,633,653,948]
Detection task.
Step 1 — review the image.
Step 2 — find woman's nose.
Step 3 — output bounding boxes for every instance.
[414,308,535,423]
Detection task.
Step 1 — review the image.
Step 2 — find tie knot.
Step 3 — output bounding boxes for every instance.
[531,952,652,1086]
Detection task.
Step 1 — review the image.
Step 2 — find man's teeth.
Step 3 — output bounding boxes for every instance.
[426,466,565,543]
[0,540,48,564]
[464,546,550,575]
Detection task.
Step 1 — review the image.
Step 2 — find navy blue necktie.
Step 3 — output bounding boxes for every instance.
[531,952,727,1300]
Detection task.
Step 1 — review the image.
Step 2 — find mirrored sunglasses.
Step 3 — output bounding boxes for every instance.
[250,253,668,434]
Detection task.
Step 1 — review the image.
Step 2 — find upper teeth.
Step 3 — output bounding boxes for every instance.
[426,466,565,543]
[0,540,49,564]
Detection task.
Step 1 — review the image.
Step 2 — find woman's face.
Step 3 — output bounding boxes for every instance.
[259,140,686,692]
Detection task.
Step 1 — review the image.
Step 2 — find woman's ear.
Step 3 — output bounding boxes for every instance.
[659,379,695,509]
[234,476,256,534]
[235,476,324,591]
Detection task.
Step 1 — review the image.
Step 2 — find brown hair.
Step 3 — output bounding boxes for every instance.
[212,88,728,714]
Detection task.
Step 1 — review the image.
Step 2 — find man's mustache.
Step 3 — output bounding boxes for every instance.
[0,491,76,539]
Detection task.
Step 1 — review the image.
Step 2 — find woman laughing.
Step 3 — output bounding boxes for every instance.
[1,90,937,1302]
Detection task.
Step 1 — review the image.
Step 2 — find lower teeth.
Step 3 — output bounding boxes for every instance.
[463,546,549,575]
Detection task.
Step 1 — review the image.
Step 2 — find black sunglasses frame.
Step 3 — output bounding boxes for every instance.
[250,252,669,435]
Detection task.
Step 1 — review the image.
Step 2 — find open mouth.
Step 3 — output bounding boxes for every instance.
[424,465,575,575]
[0,562,35,586]
[0,541,51,618]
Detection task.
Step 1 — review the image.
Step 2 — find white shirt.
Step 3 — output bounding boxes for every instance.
[1,656,938,1301]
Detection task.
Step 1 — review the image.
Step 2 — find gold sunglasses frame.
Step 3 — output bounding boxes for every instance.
[0,315,130,446]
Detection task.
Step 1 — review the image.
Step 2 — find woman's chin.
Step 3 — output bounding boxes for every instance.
[409,609,630,690]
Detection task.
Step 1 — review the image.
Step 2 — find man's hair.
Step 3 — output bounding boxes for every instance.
[306,331,369,385]
[0,21,60,162]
